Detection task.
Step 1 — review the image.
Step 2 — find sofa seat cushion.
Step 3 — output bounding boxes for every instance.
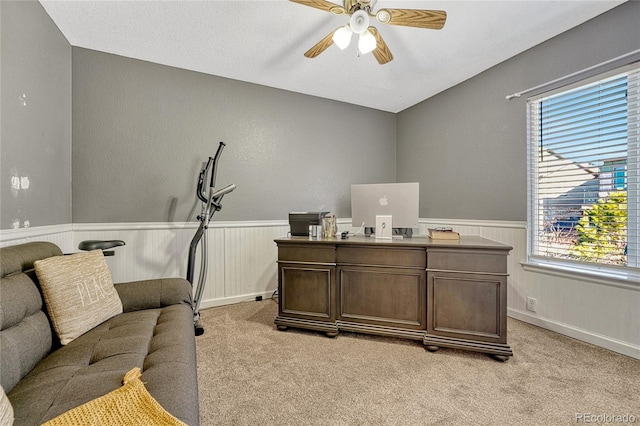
[42,368,186,426]
[8,303,199,426]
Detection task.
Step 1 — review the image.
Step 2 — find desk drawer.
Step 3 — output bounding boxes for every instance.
[337,246,426,268]
[427,249,507,274]
[278,244,336,264]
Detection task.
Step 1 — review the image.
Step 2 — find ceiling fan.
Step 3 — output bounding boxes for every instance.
[290,0,447,65]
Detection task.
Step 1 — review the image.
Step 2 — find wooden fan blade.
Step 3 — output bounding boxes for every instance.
[289,0,345,15]
[368,27,393,65]
[376,8,446,30]
[304,29,338,58]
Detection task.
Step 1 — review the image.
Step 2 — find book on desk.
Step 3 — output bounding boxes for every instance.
[428,228,460,240]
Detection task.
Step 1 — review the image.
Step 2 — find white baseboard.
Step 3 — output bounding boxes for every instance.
[198,290,277,310]
[508,308,639,360]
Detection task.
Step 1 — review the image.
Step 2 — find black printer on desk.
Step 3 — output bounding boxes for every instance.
[289,212,330,236]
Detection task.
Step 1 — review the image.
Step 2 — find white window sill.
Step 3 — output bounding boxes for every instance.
[521,260,640,291]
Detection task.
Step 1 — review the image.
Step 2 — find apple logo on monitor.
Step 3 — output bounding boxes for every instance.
[379,195,388,206]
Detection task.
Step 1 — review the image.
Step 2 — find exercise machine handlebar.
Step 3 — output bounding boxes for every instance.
[212,183,236,199]
[196,141,226,203]
[207,184,236,213]
[209,141,225,189]
[196,159,213,203]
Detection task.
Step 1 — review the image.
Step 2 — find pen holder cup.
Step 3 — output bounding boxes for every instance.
[322,217,337,239]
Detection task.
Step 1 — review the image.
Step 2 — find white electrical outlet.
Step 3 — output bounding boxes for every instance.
[526,297,538,312]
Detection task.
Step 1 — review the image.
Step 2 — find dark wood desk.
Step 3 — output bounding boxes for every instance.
[274,235,513,360]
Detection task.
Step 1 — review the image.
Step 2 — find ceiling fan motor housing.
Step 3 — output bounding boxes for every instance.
[344,0,374,13]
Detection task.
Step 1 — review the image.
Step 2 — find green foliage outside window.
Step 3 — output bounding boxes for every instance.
[571,191,627,265]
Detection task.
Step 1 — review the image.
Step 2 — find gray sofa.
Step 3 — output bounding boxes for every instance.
[0,241,199,425]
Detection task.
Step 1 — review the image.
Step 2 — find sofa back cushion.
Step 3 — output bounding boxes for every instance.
[0,242,62,392]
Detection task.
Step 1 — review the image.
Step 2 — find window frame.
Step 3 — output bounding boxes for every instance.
[525,63,640,285]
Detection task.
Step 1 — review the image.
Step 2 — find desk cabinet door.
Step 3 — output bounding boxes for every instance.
[338,266,426,330]
[427,271,507,344]
[279,264,335,322]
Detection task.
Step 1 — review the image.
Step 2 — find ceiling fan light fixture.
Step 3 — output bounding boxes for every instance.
[358,30,377,55]
[349,9,370,34]
[332,25,353,50]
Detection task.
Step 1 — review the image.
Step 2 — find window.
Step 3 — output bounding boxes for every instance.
[527,64,640,276]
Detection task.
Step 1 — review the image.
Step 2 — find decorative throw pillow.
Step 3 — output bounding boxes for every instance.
[0,386,14,426]
[34,250,123,345]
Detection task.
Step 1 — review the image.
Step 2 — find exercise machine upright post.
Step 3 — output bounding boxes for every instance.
[187,141,235,335]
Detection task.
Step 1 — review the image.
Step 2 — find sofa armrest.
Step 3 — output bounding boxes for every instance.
[114,278,193,313]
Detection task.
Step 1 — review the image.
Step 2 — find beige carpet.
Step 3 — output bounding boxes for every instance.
[196,299,639,425]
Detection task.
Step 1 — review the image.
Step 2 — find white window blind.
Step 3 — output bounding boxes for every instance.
[527,64,640,273]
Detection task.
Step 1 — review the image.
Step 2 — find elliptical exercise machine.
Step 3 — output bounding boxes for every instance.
[187,141,236,336]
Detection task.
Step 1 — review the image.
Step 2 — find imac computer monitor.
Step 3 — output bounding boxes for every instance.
[351,183,419,235]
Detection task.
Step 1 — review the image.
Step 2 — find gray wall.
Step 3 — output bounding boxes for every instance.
[5,2,636,227]
[0,0,71,230]
[72,49,396,223]
[397,1,640,221]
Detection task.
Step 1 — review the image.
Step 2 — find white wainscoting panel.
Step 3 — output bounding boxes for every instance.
[223,224,290,307]
[72,223,196,282]
[0,224,74,252]
[2,219,637,358]
[71,222,287,309]
[509,271,640,359]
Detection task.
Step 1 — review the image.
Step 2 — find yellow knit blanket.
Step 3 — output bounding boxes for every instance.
[42,368,187,426]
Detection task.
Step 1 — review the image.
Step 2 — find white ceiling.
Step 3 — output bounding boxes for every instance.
[40,0,625,113]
